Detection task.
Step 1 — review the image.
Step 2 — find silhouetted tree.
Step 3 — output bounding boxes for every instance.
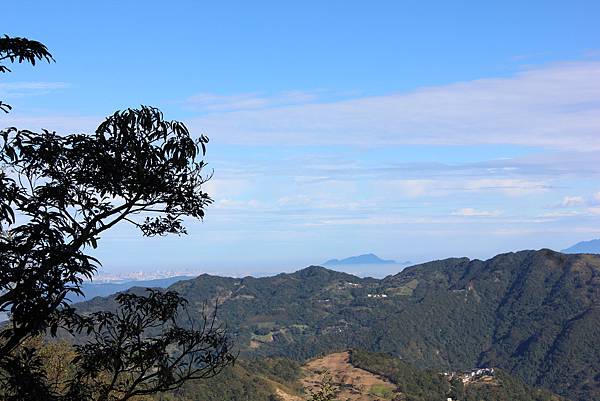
[1,291,234,401]
[1,36,234,400]
[0,35,54,112]
[58,291,231,401]
[0,105,212,355]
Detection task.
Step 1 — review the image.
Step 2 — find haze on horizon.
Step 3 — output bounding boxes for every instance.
[4,1,600,276]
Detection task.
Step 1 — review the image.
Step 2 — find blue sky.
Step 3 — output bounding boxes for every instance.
[3,1,600,276]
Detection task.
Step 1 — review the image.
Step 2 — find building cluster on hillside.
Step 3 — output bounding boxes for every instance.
[442,368,495,384]
[367,293,388,298]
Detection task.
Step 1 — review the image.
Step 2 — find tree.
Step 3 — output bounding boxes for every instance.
[0,105,212,355]
[0,35,234,400]
[0,291,234,401]
[69,290,233,401]
[308,371,337,401]
[0,35,54,112]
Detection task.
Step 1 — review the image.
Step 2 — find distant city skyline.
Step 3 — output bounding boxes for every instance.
[4,1,600,275]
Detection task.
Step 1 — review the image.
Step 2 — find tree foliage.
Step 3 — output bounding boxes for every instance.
[307,371,337,401]
[70,290,233,401]
[0,106,212,356]
[0,35,54,112]
[0,291,233,401]
[0,35,234,400]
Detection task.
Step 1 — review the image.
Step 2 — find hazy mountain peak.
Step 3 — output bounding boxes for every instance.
[562,238,600,254]
[323,253,396,266]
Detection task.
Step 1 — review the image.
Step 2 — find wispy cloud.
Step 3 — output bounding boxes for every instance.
[452,208,501,217]
[1,114,98,133]
[188,61,600,150]
[462,179,550,196]
[183,90,325,113]
[559,196,585,207]
[539,210,582,218]
[0,81,69,98]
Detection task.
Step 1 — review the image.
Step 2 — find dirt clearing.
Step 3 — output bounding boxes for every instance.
[301,351,396,400]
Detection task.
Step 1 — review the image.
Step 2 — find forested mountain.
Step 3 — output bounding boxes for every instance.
[78,249,600,401]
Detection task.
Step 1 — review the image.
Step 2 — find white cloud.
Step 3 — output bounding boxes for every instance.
[388,180,433,198]
[0,81,69,98]
[539,211,582,218]
[202,178,253,199]
[213,199,263,210]
[1,114,99,133]
[277,195,312,207]
[560,196,585,207]
[183,90,321,112]
[463,179,549,196]
[189,61,600,150]
[452,208,501,217]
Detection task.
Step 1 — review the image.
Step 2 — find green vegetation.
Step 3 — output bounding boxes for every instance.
[30,340,566,401]
[351,349,450,400]
[153,358,303,401]
[369,383,396,399]
[307,371,337,401]
[148,350,566,401]
[351,350,566,401]
[77,249,600,401]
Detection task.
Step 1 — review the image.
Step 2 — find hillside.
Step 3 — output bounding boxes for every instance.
[76,249,600,401]
[349,349,566,401]
[301,351,396,401]
[147,350,565,401]
[151,357,304,401]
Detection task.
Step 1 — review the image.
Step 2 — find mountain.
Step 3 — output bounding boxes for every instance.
[76,249,600,401]
[562,238,600,254]
[69,276,193,303]
[323,253,398,266]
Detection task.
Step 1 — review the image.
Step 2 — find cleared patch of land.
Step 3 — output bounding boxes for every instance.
[301,351,396,400]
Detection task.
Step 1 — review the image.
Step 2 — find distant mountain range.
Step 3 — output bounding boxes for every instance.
[562,238,600,254]
[70,276,193,303]
[77,249,600,401]
[323,253,403,266]
[0,275,194,323]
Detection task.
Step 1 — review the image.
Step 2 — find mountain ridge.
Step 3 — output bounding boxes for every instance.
[76,249,600,401]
